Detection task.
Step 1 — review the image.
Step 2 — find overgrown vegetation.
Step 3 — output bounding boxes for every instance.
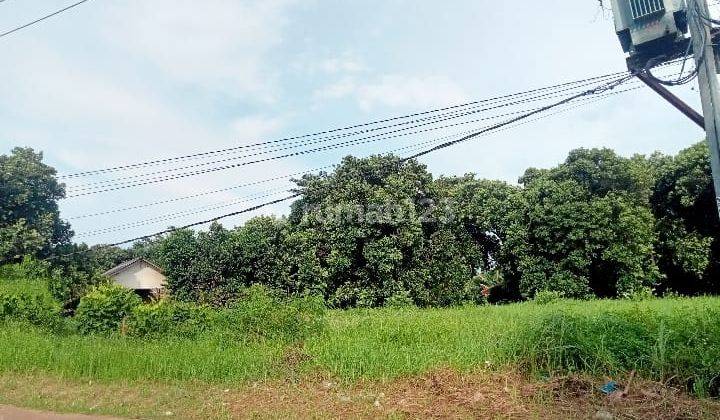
[2,143,719,309]
[0,266,326,344]
[0,261,64,331]
[1,278,719,397]
[2,142,720,407]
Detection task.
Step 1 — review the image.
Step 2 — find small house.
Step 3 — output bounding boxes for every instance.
[103,258,167,299]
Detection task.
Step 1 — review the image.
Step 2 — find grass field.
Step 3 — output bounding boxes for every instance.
[2,298,720,389]
[2,272,720,417]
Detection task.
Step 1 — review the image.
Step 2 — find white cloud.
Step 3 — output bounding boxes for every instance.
[290,51,367,76]
[314,77,357,100]
[315,74,468,111]
[318,55,367,75]
[232,115,285,143]
[102,0,298,102]
[0,36,304,244]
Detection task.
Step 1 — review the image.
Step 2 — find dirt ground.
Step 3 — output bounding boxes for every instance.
[1,370,719,419]
[228,370,720,419]
[0,404,122,420]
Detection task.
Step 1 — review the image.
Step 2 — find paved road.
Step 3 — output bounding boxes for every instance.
[0,405,122,420]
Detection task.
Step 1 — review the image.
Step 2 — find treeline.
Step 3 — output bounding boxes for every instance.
[1,143,718,308]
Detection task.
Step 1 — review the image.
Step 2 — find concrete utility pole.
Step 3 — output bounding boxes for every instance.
[690,0,720,219]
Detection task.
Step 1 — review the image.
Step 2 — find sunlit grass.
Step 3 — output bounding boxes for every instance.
[1,296,719,395]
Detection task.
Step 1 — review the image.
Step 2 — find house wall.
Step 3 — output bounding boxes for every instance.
[111,261,167,290]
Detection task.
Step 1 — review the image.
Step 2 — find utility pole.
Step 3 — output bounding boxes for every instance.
[610,0,720,217]
[689,0,720,218]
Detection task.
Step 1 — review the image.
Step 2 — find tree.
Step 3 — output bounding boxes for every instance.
[433,175,524,301]
[0,148,72,263]
[651,142,720,294]
[154,218,301,305]
[510,148,661,299]
[289,154,476,307]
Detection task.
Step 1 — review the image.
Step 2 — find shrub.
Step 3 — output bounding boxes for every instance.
[519,300,720,396]
[75,284,141,335]
[0,261,64,331]
[216,285,326,342]
[0,257,49,282]
[0,282,63,330]
[533,290,564,305]
[385,290,416,308]
[622,286,656,301]
[125,300,212,339]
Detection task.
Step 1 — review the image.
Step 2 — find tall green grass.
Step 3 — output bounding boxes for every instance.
[306,298,720,395]
[0,322,283,381]
[0,282,719,395]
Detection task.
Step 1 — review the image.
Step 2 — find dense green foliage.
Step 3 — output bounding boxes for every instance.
[125,300,212,339]
[651,143,720,295]
[2,142,719,307]
[290,155,477,307]
[0,148,71,264]
[147,144,718,305]
[511,149,661,298]
[0,267,326,343]
[75,284,141,335]
[155,218,294,305]
[125,286,326,342]
[0,259,65,330]
[0,266,63,331]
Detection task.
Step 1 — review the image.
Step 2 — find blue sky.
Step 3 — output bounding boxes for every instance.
[0,0,712,245]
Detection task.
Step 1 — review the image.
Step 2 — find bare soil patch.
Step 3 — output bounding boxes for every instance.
[1,370,718,419]
[228,369,720,419]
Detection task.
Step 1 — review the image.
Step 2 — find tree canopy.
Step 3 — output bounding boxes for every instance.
[0,148,71,264]
[3,142,718,308]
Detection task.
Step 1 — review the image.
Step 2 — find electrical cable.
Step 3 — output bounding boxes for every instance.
[65,75,647,196]
[402,74,636,162]
[58,72,630,179]
[77,188,293,237]
[49,74,638,258]
[66,165,337,219]
[66,85,612,192]
[74,83,641,239]
[0,0,91,39]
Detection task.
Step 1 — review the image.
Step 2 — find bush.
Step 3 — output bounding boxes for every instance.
[0,261,64,331]
[75,284,141,335]
[385,290,416,308]
[520,299,720,396]
[0,257,49,282]
[0,282,63,330]
[125,300,212,339]
[533,290,564,305]
[622,286,656,301]
[216,285,326,342]
[124,286,326,342]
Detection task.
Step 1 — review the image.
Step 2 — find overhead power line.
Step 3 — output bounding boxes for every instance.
[66,165,336,220]
[52,72,637,258]
[47,194,302,260]
[0,0,91,39]
[72,131,484,233]
[64,76,654,197]
[61,59,693,181]
[74,81,641,241]
[65,79,626,191]
[77,188,293,237]
[402,74,636,161]
[58,71,628,179]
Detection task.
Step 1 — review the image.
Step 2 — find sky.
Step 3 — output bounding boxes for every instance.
[0,0,714,245]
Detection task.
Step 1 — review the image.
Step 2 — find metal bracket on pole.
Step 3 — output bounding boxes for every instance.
[636,71,706,129]
[690,0,720,218]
